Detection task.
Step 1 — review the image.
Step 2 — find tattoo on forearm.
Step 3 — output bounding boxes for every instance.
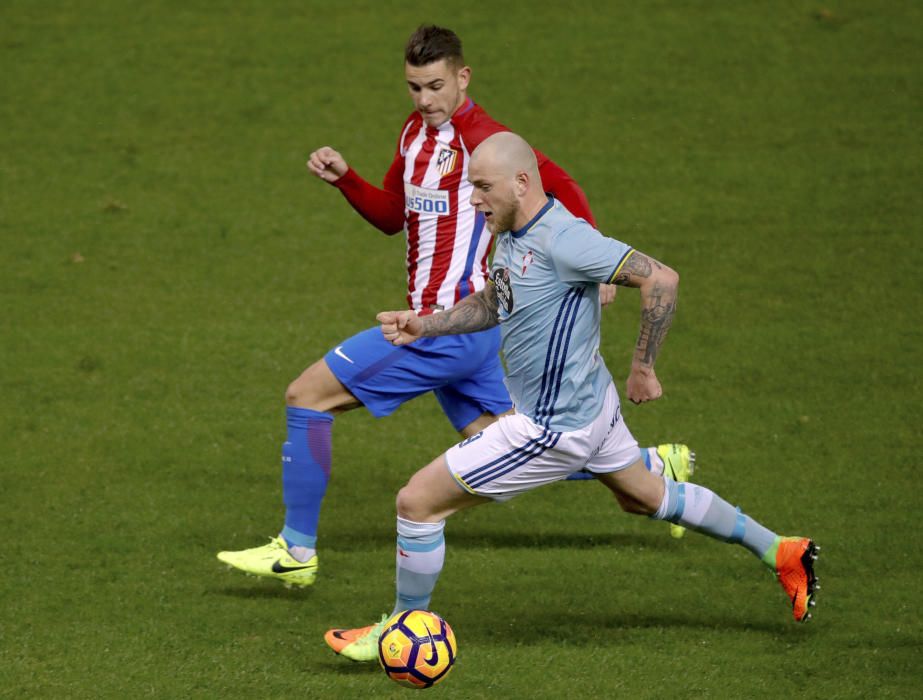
[420,284,500,336]
[636,281,676,366]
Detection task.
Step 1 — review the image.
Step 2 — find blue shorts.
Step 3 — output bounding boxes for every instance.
[324,325,512,432]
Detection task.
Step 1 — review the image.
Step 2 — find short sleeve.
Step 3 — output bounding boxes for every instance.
[549,222,634,285]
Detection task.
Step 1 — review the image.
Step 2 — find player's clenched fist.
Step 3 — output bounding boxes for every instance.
[307,147,349,182]
[377,310,424,346]
[626,365,662,405]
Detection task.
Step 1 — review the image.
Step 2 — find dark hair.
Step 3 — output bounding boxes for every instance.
[404,25,464,68]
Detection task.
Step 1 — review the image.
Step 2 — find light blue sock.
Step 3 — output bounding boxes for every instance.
[281,406,333,550]
[652,476,777,561]
[393,517,445,615]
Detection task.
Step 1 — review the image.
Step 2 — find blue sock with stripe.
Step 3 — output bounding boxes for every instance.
[280,407,333,551]
[652,475,777,562]
[393,517,445,615]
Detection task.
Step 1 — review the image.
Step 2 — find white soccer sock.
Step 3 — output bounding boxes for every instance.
[288,545,316,562]
[652,476,777,560]
[394,517,446,614]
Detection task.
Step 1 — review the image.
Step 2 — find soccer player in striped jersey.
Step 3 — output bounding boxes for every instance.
[323,132,819,661]
[216,26,692,587]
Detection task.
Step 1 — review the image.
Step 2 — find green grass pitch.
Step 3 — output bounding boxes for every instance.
[1,1,921,697]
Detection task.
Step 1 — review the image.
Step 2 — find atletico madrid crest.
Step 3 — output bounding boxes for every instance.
[436,146,458,176]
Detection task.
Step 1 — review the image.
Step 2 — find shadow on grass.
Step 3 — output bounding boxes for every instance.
[210,584,316,600]
[450,530,675,551]
[464,609,788,642]
[326,529,675,552]
[315,658,381,676]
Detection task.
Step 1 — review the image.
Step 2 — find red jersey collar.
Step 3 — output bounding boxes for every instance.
[452,96,476,118]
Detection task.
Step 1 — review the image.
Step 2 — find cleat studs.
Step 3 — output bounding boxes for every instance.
[809,599,816,607]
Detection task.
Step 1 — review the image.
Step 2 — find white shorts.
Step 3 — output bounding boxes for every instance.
[444,382,641,502]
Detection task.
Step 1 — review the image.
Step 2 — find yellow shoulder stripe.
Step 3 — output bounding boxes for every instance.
[606,248,636,284]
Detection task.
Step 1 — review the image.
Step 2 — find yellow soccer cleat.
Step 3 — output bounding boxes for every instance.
[324,614,390,662]
[657,443,696,539]
[216,535,317,587]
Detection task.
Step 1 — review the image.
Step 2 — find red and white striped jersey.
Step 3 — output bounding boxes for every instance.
[332,96,595,314]
[395,99,495,313]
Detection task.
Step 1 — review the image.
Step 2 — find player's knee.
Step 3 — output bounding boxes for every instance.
[285,377,310,406]
[396,484,430,522]
[285,366,326,408]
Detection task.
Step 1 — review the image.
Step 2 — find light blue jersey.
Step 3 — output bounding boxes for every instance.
[490,197,634,431]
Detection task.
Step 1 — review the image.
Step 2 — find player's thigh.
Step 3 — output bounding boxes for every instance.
[582,382,642,474]
[444,413,584,502]
[319,326,449,419]
[581,382,659,512]
[286,358,362,414]
[435,328,512,433]
[397,454,491,522]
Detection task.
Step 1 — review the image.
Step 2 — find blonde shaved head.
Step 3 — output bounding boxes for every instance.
[471,131,539,179]
[468,131,547,234]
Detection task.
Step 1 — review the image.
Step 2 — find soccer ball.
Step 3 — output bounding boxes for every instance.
[378,609,457,689]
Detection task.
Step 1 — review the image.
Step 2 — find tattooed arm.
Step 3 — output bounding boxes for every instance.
[611,251,679,404]
[377,284,500,346]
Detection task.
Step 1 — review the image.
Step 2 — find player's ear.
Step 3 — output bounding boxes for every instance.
[457,65,471,91]
[515,171,528,196]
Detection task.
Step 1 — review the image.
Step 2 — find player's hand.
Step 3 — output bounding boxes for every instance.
[377,310,423,346]
[307,147,349,183]
[599,283,618,307]
[626,364,662,404]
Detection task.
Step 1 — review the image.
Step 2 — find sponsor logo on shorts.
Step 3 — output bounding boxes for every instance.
[333,346,354,363]
[459,431,484,448]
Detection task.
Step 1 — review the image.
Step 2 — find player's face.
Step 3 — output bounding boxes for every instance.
[405,59,471,128]
[469,160,519,235]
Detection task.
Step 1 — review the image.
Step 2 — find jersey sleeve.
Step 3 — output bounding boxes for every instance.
[332,165,405,234]
[549,221,633,285]
[329,116,412,235]
[535,154,596,227]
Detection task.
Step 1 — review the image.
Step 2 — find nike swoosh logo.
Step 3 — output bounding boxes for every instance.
[422,623,439,665]
[271,560,314,574]
[333,346,354,363]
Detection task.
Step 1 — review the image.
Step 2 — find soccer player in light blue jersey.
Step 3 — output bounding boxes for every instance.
[217,26,691,588]
[324,132,819,661]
